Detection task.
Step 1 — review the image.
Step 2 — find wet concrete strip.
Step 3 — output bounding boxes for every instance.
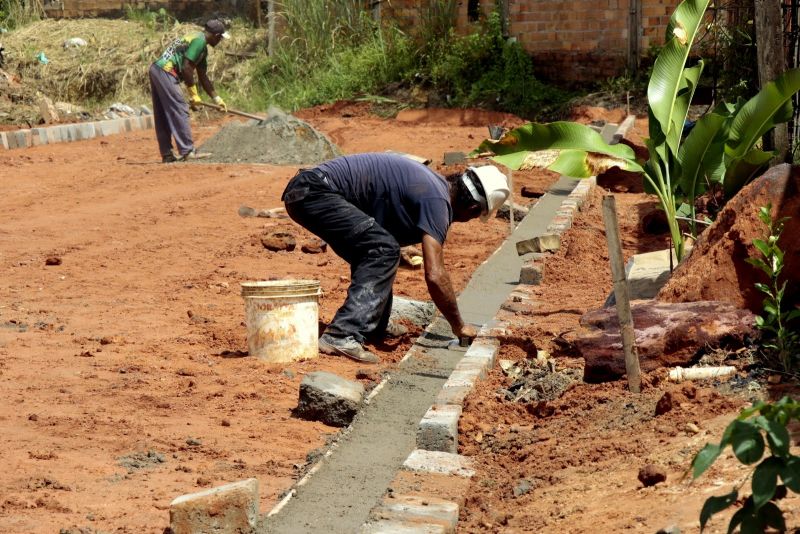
[259,318,463,533]
[258,122,622,531]
[257,177,586,534]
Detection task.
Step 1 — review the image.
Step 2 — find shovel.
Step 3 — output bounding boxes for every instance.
[198,101,266,123]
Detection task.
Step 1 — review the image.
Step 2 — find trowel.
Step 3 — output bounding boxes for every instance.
[414,323,482,352]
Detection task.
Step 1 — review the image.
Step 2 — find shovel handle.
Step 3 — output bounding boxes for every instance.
[198,101,265,121]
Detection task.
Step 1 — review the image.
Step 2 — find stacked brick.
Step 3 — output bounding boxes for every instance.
[0,115,153,150]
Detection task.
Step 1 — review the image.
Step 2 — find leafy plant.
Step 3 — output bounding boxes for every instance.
[690,396,800,532]
[745,204,800,374]
[123,6,176,32]
[473,0,800,261]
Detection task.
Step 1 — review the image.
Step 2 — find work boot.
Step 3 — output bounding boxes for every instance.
[161,152,178,163]
[318,334,379,364]
[179,149,212,161]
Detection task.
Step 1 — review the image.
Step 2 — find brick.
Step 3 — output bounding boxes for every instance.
[370,494,459,532]
[516,233,561,255]
[417,405,460,453]
[519,259,544,285]
[46,127,60,144]
[402,450,474,478]
[169,478,258,534]
[360,520,446,533]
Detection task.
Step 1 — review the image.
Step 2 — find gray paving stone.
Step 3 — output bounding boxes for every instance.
[295,371,364,427]
[361,520,447,533]
[372,494,459,532]
[417,405,460,452]
[0,132,8,149]
[402,450,475,478]
[169,478,258,534]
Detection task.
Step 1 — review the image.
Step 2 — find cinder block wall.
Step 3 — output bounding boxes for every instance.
[381,0,679,82]
[42,0,253,20]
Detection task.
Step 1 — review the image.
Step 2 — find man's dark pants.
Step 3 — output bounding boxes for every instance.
[283,171,400,344]
[148,63,194,158]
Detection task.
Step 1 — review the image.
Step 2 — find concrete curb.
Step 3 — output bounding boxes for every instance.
[0,115,153,151]
[356,118,625,533]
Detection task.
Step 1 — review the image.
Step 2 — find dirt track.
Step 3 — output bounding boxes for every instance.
[3,103,799,534]
[0,104,537,533]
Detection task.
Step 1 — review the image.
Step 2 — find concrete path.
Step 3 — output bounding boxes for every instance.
[257,173,583,533]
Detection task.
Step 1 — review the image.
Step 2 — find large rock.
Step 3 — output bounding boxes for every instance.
[295,371,364,427]
[576,300,756,382]
[658,164,800,312]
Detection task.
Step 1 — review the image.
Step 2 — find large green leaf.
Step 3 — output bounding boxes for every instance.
[473,122,641,173]
[677,111,727,198]
[666,62,704,155]
[699,489,737,530]
[729,420,766,464]
[723,148,775,197]
[692,443,722,478]
[752,457,781,508]
[647,0,712,143]
[726,68,800,158]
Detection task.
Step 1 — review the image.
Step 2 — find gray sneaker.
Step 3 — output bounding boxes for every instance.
[179,149,212,161]
[318,334,379,364]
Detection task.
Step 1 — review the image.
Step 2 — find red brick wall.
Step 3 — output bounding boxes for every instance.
[382,0,681,82]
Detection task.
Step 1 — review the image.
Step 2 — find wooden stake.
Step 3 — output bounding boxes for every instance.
[508,170,514,235]
[601,195,641,393]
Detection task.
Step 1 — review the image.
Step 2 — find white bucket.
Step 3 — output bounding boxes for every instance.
[241,280,322,362]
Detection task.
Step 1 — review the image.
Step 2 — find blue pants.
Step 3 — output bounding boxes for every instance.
[148,63,194,158]
[283,170,400,343]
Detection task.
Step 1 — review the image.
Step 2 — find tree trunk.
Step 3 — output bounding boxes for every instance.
[755,0,790,162]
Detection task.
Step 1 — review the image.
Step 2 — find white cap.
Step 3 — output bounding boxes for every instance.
[468,165,510,222]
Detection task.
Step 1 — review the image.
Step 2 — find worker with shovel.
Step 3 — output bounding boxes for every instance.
[148,18,229,163]
[282,153,510,363]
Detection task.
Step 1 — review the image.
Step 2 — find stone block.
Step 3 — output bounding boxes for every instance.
[519,259,544,285]
[32,128,48,146]
[14,130,32,149]
[169,478,258,534]
[295,371,364,427]
[417,405,460,452]
[0,132,8,149]
[361,520,447,533]
[453,353,489,379]
[442,367,480,389]
[434,385,471,406]
[75,122,96,140]
[463,340,498,369]
[443,151,466,165]
[370,494,459,532]
[45,127,59,144]
[402,450,475,478]
[516,234,561,255]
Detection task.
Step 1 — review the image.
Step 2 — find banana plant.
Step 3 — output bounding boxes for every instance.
[473,0,800,262]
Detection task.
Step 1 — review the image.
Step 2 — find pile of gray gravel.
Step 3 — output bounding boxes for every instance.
[199,107,341,165]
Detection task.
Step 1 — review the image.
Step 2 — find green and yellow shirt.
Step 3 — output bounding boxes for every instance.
[154,31,209,77]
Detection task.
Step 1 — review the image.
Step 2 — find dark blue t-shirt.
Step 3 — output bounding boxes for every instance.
[317,153,452,246]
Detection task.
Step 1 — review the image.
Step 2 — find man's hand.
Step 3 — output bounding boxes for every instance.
[454,323,478,340]
[213,95,227,112]
[187,85,202,110]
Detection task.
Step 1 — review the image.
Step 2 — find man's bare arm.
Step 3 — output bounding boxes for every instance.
[421,233,477,339]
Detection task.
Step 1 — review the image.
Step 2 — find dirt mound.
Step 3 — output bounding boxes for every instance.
[658,164,800,312]
[199,107,341,165]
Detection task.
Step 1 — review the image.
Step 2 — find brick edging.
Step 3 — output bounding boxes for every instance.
[358,164,603,534]
[0,115,154,150]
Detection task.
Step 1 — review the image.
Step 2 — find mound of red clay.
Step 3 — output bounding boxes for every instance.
[658,164,800,312]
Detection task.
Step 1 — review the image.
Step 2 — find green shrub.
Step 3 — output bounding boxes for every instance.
[746,204,799,374]
[690,397,800,532]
